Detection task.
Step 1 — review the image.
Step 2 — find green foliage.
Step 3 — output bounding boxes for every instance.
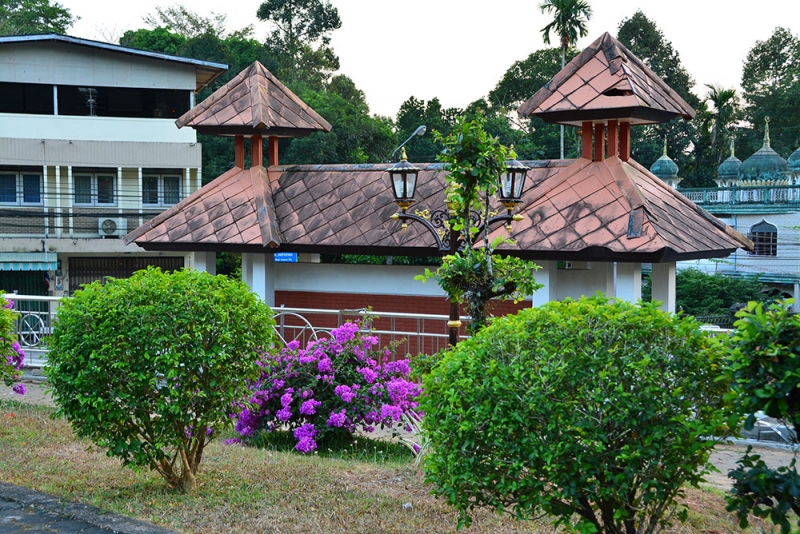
[739,27,800,157]
[722,300,800,532]
[395,97,460,162]
[643,268,768,317]
[46,267,276,492]
[257,0,341,87]
[142,4,250,40]
[120,27,188,55]
[539,0,592,53]
[616,11,705,186]
[0,294,23,387]
[421,295,733,532]
[0,0,74,36]
[415,116,540,333]
[281,75,395,164]
[320,254,442,266]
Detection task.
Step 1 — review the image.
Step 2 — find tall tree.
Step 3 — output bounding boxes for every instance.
[395,97,461,162]
[539,0,592,159]
[143,4,252,40]
[740,27,800,157]
[281,75,396,165]
[617,11,706,186]
[488,46,580,159]
[704,84,740,168]
[256,0,341,89]
[0,0,74,35]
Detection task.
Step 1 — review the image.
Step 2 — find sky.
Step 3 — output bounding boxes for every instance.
[64,0,800,119]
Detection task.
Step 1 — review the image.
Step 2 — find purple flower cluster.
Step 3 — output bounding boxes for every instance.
[232,321,422,453]
[1,298,26,394]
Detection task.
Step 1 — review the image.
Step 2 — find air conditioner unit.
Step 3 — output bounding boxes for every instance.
[98,218,126,237]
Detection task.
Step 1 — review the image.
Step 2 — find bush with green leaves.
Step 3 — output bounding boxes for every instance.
[723,300,799,533]
[46,267,276,492]
[421,295,732,533]
[0,294,26,394]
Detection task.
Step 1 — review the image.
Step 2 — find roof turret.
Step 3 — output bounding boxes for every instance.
[649,137,679,180]
[789,145,800,172]
[717,137,742,179]
[739,117,788,182]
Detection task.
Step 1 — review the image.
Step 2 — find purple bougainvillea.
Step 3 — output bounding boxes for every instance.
[232,321,422,453]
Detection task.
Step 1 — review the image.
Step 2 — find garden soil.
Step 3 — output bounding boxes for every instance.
[3,379,796,491]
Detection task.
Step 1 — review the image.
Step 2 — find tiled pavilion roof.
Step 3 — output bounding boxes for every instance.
[518,32,695,126]
[175,61,332,137]
[126,157,751,262]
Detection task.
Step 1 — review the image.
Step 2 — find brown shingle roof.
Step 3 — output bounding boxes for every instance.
[175,61,332,137]
[518,32,695,126]
[126,158,751,262]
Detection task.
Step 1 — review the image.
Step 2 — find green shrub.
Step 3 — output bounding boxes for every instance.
[0,294,25,392]
[46,267,276,492]
[421,295,732,533]
[723,300,800,533]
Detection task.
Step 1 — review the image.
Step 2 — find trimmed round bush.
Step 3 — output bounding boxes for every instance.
[47,267,276,492]
[0,294,25,393]
[421,295,732,533]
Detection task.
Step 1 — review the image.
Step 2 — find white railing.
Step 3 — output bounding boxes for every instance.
[4,295,459,368]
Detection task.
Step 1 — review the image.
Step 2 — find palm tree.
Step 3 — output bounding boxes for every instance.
[540,0,593,159]
[704,84,739,154]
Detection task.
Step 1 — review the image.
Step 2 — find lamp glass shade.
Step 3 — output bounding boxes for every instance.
[388,154,420,204]
[499,159,528,201]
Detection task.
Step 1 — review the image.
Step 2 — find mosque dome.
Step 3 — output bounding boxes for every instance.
[739,117,788,182]
[717,138,741,180]
[649,138,679,180]
[789,146,800,172]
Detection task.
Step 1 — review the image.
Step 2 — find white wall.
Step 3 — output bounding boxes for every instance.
[1,42,197,90]
[0,114,196,143]
[274,263,447,297]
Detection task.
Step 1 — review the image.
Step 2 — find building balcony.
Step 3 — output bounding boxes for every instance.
[679,185,800,215]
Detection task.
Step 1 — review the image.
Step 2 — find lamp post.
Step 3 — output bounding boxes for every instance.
[388,149,529,346]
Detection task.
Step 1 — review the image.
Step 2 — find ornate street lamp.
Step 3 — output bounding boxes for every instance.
[387,150,529,345]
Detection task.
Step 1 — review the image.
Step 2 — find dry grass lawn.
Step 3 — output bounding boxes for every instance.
[0,399,779,533]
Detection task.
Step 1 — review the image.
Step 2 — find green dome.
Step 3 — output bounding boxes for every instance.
[718,155,742,179]
[738,118,788,182]
[717,137,741,179]
[650,154,679,179]
[789,146,800,172]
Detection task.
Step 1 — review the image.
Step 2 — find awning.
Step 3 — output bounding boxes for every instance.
[0,253,58,272]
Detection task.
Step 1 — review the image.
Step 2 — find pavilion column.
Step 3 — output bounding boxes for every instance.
[581,121,593,160]
[251,135,263,167]
[607,120,618,158]
[603,262,615,297]
[191,251,217,275]
[619,122,631,161]
[235,135,245,169]
[651,262,676,313]
[532,261,559,307]
[242,252,275,305]
[268,136,279,166]
[594,123,605,162]
[615,262,642,302]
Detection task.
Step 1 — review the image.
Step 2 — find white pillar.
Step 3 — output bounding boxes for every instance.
[191,251,216,275]
[42,164,48,237]
[532,261,559,307]
[651,262,676,313]
[603,262,615,297]
[242,253,275,305]
[116,167,122,215]
[67,166,73,238]
[184,167,190,202]
[54,166,61,238]
[794,282,799,302]
[241,252,253,288]
[137,167,143,226]
[615,262,642,303]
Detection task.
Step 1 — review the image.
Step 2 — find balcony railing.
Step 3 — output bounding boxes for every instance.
[4,294,461,368]
[680,184,800,206]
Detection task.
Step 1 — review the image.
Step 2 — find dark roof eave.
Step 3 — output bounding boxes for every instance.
[535,107,690,126]
[188,126,328,137]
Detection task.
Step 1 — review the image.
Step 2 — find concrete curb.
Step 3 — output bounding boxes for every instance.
[0,482,179,534]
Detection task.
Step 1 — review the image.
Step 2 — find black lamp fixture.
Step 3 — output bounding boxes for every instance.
[388,147,420,217]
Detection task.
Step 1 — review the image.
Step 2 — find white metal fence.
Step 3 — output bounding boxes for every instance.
[3,294,459,368]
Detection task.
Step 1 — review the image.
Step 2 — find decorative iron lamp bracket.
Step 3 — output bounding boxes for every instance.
[390,208,521,253]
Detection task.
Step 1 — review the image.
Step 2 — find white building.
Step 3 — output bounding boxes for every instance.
[0,34,227,297]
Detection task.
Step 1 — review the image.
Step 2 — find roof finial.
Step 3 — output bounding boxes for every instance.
[764,116,771,148]
[663,135,668,156]
[729,136,735,158]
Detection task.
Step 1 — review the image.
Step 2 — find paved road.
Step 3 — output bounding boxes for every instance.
[0,483,178,534]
